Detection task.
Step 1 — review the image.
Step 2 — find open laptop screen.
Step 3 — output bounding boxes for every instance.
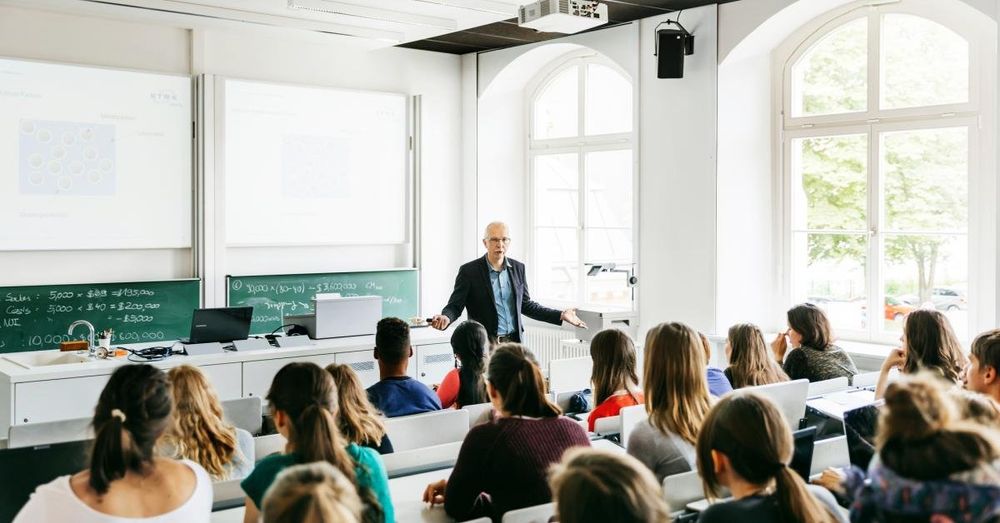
[843,400,883,470]
[189,306,253,344]
[0,439,90,522]
[790,425,817,480]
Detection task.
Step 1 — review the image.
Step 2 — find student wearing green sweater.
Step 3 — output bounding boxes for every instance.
[240,362,393,523]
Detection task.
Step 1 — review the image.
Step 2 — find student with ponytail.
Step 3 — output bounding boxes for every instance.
[422,343,590,521]
[696,392,845,523]
[436,320,491,409]
[14,364,212,522]
[240,362,393,523]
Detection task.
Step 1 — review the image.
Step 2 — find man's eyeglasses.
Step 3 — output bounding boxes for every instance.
[486,237,511,245]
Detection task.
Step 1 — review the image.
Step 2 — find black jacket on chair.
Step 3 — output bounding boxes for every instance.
[441,255,562,341]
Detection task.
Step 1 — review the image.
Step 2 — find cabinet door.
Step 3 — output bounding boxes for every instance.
[199,363,242,400]
[242,354,339,399]
[415,343,454,386]
[15,375,109,425]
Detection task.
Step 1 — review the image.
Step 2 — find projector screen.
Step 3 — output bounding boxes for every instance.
[0,58,192,250]
[223,79,409,246]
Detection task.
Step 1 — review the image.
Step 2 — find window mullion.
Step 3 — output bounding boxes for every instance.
[868,124,881,342]
[868,11,881,119]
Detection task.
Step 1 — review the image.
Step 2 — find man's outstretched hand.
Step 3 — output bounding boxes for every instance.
[561,308,587,329]
[430,315,451,330]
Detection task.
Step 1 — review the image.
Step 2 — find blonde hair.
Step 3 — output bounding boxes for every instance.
[325,364,388,447]
[162,365,239,479]
[727,323,789,388]
[697,393,838,523]
[262,461,363,523]
[550,448,671,523]
[643,322,712,445]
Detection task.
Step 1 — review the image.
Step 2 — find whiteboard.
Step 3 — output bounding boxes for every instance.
[0,58,192,250]
[223,79,409,246]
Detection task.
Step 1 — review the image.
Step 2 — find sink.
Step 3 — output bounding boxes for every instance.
[3,351,94,369]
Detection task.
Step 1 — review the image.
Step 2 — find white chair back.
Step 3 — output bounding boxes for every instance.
[501,502,555,523]
[7,417,91,449]
[619,404,648,447]
[461,402,494,428]
[809,435,851,478]
[254,433,287,461]
[662,471,704,513]
[808,377,850,398]
[548,356,592,394]
[742,379,809,428]
[852,371,880,389]
[383,409,469,452]
[211,478,245,511]
[221,396,263,435]
[593,415,620,436]
[382,441,463,478]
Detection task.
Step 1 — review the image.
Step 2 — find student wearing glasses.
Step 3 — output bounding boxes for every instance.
[430,221,587,343]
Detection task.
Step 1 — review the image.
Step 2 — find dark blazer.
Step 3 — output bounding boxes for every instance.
[441,255,562,340]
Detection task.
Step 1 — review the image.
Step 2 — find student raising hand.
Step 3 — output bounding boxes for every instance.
[422,479,447,506]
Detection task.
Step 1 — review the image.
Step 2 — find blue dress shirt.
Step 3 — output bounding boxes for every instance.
[488,260,517,336]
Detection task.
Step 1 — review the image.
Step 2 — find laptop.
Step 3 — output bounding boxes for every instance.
[0,439,91,522]
[790,425,818,480]
[187,307,253,344]
[843,400,884,470]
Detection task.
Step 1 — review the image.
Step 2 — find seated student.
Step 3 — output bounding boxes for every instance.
[967,329,1000,408]
[325,364,393,454]
[262,462,363,523]
[725,323,790,389]
[771,303,858,382]
[160,364,254,480]
[367,317,441,417]
[696,392,846,523]
[626,322,713,482]
[241,362,393,523]
[549,448,671,523]
[849,373,1000,522]
[701,332,734,396]
[587,328,643,432]
[421,343,590,521]
[436,320,491,409]
[875,309,967,399]
[14,364,212,522]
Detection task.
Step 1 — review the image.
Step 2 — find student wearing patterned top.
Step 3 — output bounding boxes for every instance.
[422,343,590,521]
[771,303,858,383]
[587,328,643,432]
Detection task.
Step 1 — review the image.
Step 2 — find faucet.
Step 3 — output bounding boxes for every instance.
[68,320,96,357]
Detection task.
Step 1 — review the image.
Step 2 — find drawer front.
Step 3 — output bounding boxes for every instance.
[415,343,454,386]
[242,354,339,399]
[199,363,243,400]
[15,375,109,425]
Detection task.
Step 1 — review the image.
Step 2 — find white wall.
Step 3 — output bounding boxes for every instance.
[473,7,720,336]
[0,5,464,318]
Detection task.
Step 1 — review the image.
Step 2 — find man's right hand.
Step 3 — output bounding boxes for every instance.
[431,315,451,330]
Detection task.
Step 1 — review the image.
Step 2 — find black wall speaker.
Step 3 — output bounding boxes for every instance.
[656,28,694,79]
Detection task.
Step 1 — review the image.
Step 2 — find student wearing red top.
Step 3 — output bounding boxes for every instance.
[436,320,491,409]
[587,329,643,432]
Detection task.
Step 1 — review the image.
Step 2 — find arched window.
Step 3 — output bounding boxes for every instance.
[779,2,993,342]
[528,53,635,309]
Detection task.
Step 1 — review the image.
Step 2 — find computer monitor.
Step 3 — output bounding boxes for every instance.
[790,425,818,481]
[843,400,884,470]
[0,439,90,522]
[188,307,253,344]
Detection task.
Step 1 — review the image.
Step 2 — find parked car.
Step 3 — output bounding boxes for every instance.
[931,287,967,311]
[885,296,915,321]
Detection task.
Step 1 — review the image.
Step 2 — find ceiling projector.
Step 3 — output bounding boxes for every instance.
[518,0,609,34]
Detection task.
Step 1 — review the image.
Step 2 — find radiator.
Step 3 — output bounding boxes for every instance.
[522,326,589,369]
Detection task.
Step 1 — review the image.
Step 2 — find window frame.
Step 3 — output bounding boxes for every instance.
[775,0,996,344]
[526,52,638,311]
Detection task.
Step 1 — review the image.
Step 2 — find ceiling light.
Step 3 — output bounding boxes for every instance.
[289,0,458,30]
[412,0,518,17]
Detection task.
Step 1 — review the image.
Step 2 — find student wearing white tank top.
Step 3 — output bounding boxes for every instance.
[13,364,213,523]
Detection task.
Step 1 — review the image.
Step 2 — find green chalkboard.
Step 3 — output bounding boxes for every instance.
[227,270,418,334]
[0,279,200,353]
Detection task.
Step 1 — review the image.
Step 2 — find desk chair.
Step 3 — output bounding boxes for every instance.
[501,502,555,523]
[7,416,91,449]
[592,414,621,436]
[461,402,494,428]
[221,396,263,435]
[384,409,470,452]
[254,433,287,461]
[548,356,592,395]
[383,441,463,478]
[808,376,850,398]
[619,404,648,447]
[663,470,704,514]
[212,478,245,511]
[851,371,880,389]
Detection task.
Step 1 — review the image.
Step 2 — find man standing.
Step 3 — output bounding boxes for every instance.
[431,222,586,343]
